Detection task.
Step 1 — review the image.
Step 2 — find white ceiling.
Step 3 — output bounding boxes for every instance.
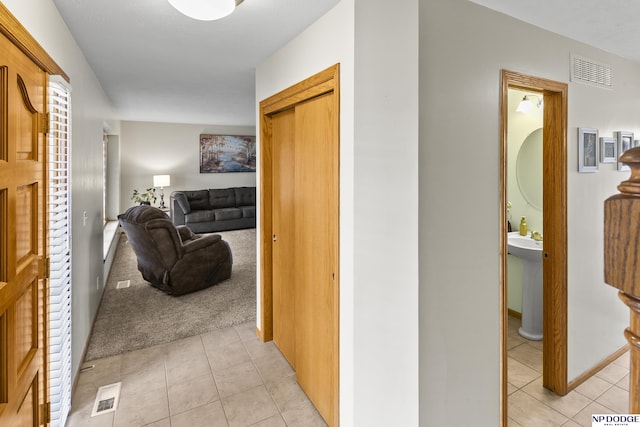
[52,0,640,126]
[468,0,640,64]
[52,0,340,126]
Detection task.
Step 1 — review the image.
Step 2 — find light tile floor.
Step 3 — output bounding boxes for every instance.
[68,314,631,426]
[508,316,630,426]
[67,321,328,427]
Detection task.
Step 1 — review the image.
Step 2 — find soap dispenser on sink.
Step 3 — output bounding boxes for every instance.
[519,216,528,236]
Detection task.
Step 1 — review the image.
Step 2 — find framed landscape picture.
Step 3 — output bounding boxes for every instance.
[200,134,256,173]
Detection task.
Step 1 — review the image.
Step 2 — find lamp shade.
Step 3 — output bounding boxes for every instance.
[168,0,235,21]
[153,175,171,188]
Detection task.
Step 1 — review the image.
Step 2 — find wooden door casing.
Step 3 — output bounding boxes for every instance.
[500,70,568,425]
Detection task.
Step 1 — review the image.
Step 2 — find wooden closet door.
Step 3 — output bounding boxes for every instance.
[272,107,296,367]
[261,64,340,426]
[0,33,49,427]
[294,91,339,426]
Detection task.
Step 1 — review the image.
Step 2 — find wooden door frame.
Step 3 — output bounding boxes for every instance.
[0,5,67,425]
[500,70,568,424]
[258,64,340,342]
[0,3,68,81]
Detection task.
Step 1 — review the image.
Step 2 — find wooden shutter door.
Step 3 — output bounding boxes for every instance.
[0,32,49,427]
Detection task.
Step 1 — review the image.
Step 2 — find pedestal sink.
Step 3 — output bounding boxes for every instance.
[508,231,543,340]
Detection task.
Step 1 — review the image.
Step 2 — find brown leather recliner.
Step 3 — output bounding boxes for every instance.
[117,205,232,296]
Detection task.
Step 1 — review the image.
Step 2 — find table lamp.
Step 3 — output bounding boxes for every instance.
[153,174,171,209]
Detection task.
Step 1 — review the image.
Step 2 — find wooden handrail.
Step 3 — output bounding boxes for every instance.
[604,146,640,413]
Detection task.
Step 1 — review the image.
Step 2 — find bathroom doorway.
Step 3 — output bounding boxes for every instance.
[500,70,568,424]
[506,88,543,332]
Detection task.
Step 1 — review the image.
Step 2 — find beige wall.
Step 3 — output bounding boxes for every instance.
[421,0,640,422]
[119,121,256,212]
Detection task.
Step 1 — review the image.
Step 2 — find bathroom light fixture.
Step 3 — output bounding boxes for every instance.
[168,0,243,21]
[516,95,543,113]
[153,175,171,209]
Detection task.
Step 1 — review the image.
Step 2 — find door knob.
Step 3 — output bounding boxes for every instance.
[273,234,277,242]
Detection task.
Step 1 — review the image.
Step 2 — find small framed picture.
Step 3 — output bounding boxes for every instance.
[578,127,598,173]
[600,137,617,163]
[615,131,634,171]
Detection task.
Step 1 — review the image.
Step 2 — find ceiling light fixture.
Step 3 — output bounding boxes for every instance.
[516,95,543,113]
[168,0,243,21]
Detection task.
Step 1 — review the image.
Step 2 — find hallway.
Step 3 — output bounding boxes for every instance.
[67,321,327,427]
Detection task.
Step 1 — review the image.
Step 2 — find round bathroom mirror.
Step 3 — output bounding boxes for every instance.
[516,128,543,211]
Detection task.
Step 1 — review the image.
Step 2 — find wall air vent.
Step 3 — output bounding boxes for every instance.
[116,280,130,289]
[571,54,613,89]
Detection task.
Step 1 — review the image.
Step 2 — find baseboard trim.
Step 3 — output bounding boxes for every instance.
[72,231,122,398]
[508,309,522,319]
[72,287,109,397]
[567,344,630,392]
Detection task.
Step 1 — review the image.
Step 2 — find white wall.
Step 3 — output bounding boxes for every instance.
[256,0,419,425]
[3,0,117,380]
[352,1,419,425]
[421,0,638,423]
[119,121,256,212]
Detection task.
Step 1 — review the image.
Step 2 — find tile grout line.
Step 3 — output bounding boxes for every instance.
[163,351,170,425]
[519,383,588,421]
[236,325,297,426]
[508,316,630,426]
[241,330,287,421]
[203,331,236,427]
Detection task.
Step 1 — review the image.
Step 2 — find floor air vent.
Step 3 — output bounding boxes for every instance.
[116,280,130,289]
[571,54,612,89]
[91,382,121,417]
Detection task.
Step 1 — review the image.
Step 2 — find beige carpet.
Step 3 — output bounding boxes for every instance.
[85,228,256,361]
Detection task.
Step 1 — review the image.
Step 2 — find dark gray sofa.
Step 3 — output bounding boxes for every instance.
[170,187,256,233]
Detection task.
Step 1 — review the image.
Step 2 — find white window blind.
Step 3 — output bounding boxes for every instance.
[103,133,107,224]
[48,75,72,427]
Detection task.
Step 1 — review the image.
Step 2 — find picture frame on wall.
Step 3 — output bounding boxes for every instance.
[615,131,634,172]
[199,134,256,173]
[578,127,598,173]
[600,136,617,163]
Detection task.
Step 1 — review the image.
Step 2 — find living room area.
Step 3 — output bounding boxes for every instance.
[103,121,259,304]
